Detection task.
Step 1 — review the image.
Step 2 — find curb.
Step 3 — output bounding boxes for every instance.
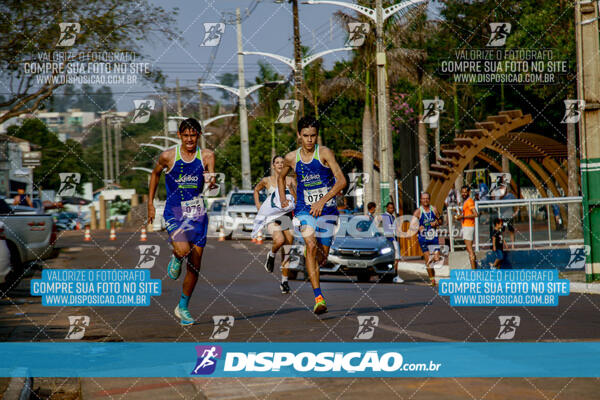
[398,262,600,295]
[397,261,428,275]
[569,282,600,295]
[397,261,450,278]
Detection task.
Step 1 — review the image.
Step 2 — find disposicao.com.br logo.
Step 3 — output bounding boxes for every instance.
[221,350,442,374]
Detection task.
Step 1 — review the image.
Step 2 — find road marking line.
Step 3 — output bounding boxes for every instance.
[345,317,453,342]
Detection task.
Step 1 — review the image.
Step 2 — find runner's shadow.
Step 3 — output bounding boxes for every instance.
[234,307,312,321]
[342,302,432,315]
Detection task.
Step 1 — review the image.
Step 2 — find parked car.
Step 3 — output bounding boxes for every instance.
[0,198,56,295]
[222,190,266,239]
[4,197,54,215]
[0,222,11,286]
[53,211,89,231]
[287,215,396,282]
[207,199,226,237]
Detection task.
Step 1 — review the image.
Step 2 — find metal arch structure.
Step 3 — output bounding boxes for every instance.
[473,152,519,195]
[341,149,381,171]
[485,142,548,199]
[426,109,578,214]
[345,110,572,216]
[490,132,570,196]
[426,110,533,211]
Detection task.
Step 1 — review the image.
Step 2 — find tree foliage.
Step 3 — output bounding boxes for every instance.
[0,0,178,122]
[8,119,89,191]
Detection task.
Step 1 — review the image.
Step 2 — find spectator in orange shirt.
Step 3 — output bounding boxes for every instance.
[454,186,478,269]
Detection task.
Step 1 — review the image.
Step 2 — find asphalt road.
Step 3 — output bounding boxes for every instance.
[1,230,600,399]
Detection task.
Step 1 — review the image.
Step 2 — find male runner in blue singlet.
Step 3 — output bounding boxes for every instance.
[148,118,216,325]
[278,117,347,314]
[412,192,442,286]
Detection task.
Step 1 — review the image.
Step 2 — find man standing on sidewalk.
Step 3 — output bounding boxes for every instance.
[455,186,478,269]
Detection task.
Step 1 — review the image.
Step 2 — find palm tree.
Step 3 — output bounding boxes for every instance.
[253,61,289,163]
[318,1,439,209]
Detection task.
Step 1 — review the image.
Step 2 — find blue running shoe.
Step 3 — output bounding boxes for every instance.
[174,305,194,326]
[167,256,182,280]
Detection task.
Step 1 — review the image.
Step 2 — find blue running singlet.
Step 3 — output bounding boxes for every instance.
[294,145,338,217]
[418,206,439,252]
[163,146,208,247]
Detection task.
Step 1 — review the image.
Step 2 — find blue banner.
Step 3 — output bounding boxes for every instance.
[1,342,599,377]
[439,269,569,306]
[30,269,161,306]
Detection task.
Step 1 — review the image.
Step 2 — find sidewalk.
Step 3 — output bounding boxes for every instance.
[396,261,600,295]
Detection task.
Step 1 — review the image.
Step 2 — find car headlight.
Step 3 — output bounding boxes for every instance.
[329,247,339,255]
[380,246,393,255]
[228,212,238,219]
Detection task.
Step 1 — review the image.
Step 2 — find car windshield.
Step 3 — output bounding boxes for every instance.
[229,193,264,206]
[60,212,78,219]
[338,217,381,238]
[210,201,225,212]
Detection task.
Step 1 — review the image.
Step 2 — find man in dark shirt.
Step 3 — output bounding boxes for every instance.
[13,188,33,207]
[491,217,505,269]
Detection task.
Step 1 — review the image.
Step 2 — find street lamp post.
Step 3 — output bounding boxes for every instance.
[240,48,355,71]
[167,114,235,136]
[99,111,109,185]
[241,47,354,142]
[108,115,126,185]
[303,0,426,206]
[150,132,216,147]
[199,81,286,189]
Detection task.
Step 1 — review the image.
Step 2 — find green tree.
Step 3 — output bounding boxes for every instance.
[8,119,89,192]
[0,0,178,123]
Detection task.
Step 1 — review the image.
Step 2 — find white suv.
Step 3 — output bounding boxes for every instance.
[222,190,266,239]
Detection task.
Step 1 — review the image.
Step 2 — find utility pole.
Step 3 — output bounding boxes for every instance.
[303,0,425,206]
[162,95,169,149]
[106,115,114,184]
[237,8,251,189]
[198,79,207,149]
[375,0,391,205]
[100,112,108,185]
[292,0,304,117]
[576,0,600,282]
[114,120,121,184]
[434,95,440,161]
[176,78,183,117]
[417,108,429,190]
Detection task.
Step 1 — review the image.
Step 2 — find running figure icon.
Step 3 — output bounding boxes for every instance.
[193,347,218,373]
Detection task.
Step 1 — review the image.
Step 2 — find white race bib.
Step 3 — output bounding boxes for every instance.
[181,196,205,219]
[304,187,334,206]
[425,229,437,240]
